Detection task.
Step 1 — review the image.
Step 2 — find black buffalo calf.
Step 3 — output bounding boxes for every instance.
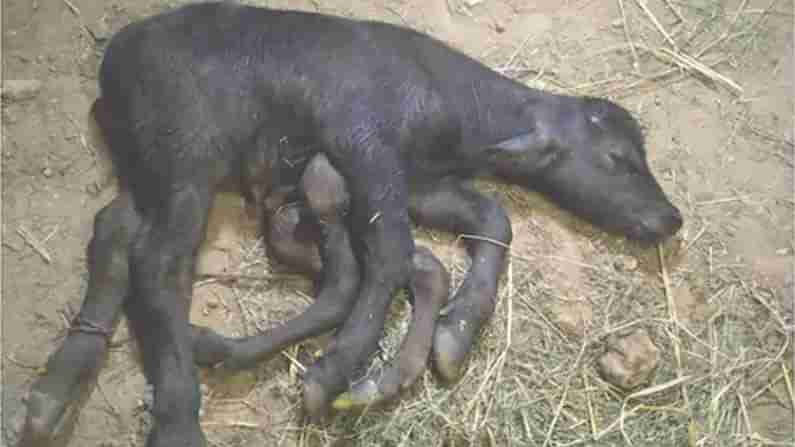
[21,2,682,446]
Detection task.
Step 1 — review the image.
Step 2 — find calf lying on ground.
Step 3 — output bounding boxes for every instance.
[21,2,682,446]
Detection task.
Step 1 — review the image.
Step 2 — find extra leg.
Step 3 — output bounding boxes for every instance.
[190,203,324,367]
[125,184,213,447]
[332,246,450,410]
[192,154,359,372]
[19,193,140,447]
[408,178,512,382]
[302,145,415,420]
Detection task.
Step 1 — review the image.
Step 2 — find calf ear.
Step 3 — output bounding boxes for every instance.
[485,130,550,159]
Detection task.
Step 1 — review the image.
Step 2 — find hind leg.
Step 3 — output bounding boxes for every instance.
[332,246,449,410]
[125,184,213,447]
[409,179,513,381]
[408,178,512,382]
[193,154,359,372]
[20,193,140,447]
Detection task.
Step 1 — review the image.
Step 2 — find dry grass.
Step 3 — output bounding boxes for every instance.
[189,1,793,446]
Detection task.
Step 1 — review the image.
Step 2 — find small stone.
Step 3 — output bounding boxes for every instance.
[86,183,100,195]
[200,383,210,395]
[776,248,791,256]
[42,167,53,177]
[614,255,638,272]
[611,19,623,28]
[598,328,660,390]
[494,22,506,33]
[1,80,42,102]
[206,298,220,309]
[550,300,593,338]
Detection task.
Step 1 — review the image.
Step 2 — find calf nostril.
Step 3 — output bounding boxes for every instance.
[639,208,683,240]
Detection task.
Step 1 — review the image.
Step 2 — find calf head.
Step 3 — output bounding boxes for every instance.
[490,97,681,244]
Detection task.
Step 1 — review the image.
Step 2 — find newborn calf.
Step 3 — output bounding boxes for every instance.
[23,3,682,445]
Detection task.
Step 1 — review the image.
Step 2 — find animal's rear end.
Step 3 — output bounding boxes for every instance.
[86,7,248,447]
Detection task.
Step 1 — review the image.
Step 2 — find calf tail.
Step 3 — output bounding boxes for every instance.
[90,97,133,191]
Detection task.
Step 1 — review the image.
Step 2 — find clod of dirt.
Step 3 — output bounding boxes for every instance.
[673,285,714,325]
[549,300,593,338]
[1,80,42,102]
[614,255,639,272]
[598,328,660,391]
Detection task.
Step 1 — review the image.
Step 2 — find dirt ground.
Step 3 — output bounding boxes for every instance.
[2,0,793,446]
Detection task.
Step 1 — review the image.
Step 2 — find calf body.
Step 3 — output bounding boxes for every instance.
[22,3,681,446]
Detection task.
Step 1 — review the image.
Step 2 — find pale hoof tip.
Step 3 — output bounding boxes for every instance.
[21,391,69,446]
[332,379,381,410]
[432,325,467,383]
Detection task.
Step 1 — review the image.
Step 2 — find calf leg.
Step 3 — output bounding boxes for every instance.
[190,202,324,367]
[266,203,323,275]
[19,193,140,447]
[125,184,213,447]
[408,178,512,382]
[332,246,449,410]
[193,154,359,371]
[302,146,414,420]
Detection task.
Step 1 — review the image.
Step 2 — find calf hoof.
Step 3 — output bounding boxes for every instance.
[19,333,108,447]
[431,317,473,383]
[332,379,381,410]
[332,369,400,411]
[18,390,76,447]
